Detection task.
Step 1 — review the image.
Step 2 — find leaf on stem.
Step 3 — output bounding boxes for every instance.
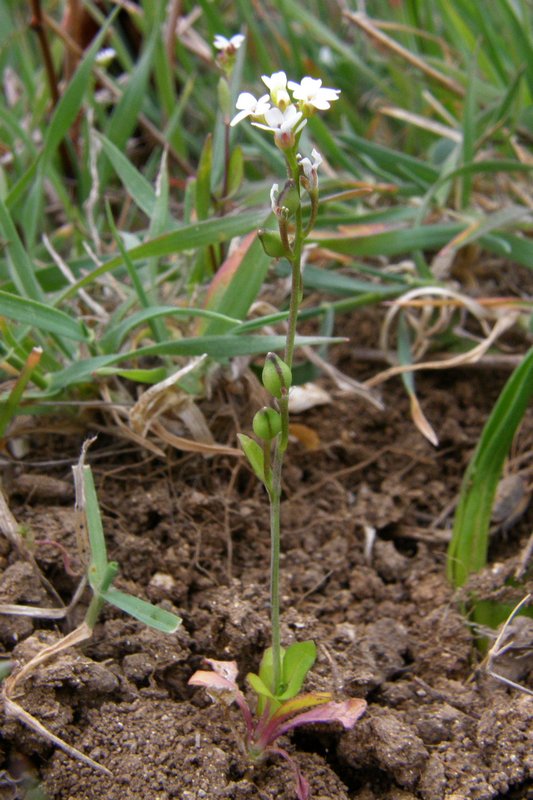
[237,433,266,485]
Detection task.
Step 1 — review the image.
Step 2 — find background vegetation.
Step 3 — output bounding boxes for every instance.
[1,0,532,596]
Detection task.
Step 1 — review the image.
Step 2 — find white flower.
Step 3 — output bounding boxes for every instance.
[213,34,245,51]
[288,77,340,111]
[270,183,280,214]
[252,104,306,136]
[261,71,291,110]
[230,92,271,127]
[297,148,322,179]
[297,149,322,192]
[252,104,307,149]
[96,47,116,67]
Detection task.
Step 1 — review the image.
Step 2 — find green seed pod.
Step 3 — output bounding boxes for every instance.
[258,228,287,258]
[262,352,292,399]
[253,407,282,441]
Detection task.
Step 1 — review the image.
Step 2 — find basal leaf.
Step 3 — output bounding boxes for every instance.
[280,641,317,701]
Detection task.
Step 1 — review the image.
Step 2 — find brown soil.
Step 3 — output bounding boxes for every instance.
[1,309,532,800]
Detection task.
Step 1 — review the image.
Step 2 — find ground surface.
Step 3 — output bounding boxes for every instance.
[0,305,532,800]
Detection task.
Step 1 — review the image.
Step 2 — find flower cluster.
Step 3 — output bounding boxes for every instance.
[214,33,245,75]
[213,33,245,53]
[231,71,340,151]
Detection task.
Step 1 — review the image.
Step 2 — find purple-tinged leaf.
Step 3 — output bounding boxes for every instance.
[204,659,239,684]
[271,746,310,800]
[254,693,333,751]
[188,661,253,733]
[276,697,367,738]
[188,670,236,693]
[271,692,332,723]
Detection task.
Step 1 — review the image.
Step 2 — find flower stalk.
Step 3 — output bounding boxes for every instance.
[232,70,340,696]
[190,64,367,800]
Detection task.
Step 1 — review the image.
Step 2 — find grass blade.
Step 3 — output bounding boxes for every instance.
[447,347,533,587]
[97,132,156,218]
[0,197,44,301]
[82,465,108,586]
[0,290,87,341]
[58,209,268,300]
[102,588,181,633]
[48,335,343,392]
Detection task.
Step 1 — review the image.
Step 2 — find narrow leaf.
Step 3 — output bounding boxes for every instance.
[97,132,156,218]
[49,335,342,391]
[0,197,44,301]
[82,465,108,586]
[0,290,87,341]
[195,134,213,221]
[59,209,268,300]
[41,15,116,168]
[102,587,181,633]
[447,347,533,587]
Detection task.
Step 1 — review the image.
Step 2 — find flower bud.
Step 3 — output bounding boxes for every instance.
[262,353,292,399]
[253,407,282,441]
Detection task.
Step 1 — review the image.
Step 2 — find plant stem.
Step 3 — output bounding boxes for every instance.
[270,157,303,694]
[29,0,75,178]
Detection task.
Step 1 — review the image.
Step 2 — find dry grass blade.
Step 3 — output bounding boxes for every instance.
[409,392,439,447]
[377,105,462,142]
[0,487,65,608]
[483,594,533,696]
[1,445,110,772]
[129,356,209,437]
[343,11,465,97]
[3,622,111,775]
[366,288,520,389]
[300,345,384,410]
[150,420,242,456]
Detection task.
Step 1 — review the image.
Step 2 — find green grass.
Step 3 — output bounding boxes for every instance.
[0,0,532,607]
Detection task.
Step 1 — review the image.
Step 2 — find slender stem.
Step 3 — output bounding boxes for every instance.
[270,156,304,694]
[30,0,60,105]
[268,460,282,692]
[30,0,75,178]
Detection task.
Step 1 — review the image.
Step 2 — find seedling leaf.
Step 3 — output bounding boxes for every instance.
[258,645,283,690]
[246,671,277,702]
[280,641,316,700]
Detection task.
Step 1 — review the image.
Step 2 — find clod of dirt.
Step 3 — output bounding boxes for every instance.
[41,698,353,800]
[0,562,47,646]
[338,705,429,789]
